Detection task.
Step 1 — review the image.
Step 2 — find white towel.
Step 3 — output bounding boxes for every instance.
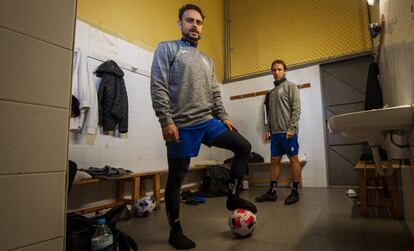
[70,49,99,134]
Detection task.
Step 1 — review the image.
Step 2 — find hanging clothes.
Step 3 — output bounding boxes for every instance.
[71,95,80,117]
[96,60,129,134]
[364,62,383,110]
[70,50,99,134]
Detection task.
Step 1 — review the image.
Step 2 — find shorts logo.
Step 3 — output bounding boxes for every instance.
[291,147,295,152]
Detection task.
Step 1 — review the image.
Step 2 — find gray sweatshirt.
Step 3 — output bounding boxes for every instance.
[151,40,229,128]
[265,80,301,134]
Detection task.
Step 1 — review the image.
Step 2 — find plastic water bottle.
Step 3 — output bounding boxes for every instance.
[91,218,113,251]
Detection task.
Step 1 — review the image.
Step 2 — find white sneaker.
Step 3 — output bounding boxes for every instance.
[345,189,357,198]
[242,179,249,190]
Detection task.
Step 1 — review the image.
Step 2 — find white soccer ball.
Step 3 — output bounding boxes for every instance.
[228,208,257,237]
[135,196,156,217]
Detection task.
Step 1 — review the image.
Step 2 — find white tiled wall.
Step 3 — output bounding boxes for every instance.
[221,66,328,187]
[69,20,222,174]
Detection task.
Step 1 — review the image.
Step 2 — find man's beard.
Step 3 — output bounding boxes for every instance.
[182,31,201,43]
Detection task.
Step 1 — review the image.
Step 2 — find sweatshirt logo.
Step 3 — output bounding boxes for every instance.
[202,57,209,66]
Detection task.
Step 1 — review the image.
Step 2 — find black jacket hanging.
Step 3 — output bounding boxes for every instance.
[364,62,383,110]
[96,60,129,133]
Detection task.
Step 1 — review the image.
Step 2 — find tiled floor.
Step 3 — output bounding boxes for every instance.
[119,188,414,250]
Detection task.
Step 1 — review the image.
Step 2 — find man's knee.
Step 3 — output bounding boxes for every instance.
[288,155,300,164]
[271,156,282,166]
[236,135,251,155]
[243,140,252,154]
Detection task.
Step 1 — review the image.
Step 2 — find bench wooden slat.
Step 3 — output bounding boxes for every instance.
[69,200,127,215]
[354,160,402,170]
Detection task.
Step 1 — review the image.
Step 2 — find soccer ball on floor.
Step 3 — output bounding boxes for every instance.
[228,208,257,237]
[135,196,156,217]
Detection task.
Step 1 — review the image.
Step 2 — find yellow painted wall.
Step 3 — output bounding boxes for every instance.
[77,0,225,82]
[228,0,372,80]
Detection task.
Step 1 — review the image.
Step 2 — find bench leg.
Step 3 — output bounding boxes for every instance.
[140,178,146,197]
[391,171,402,219]
[358,170,368,217]
[153,174,161,209]
[116,180,125,201]
[131,176,141,214]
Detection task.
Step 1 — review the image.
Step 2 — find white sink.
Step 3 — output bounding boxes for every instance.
[328,104,414,176]
[328,105,413,146]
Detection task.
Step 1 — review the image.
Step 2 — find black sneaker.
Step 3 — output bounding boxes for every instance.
[255,191,277,202]
[180,191,192,201]
[284,192,299,205]
[227,196,258,214]
[169,229,196,250]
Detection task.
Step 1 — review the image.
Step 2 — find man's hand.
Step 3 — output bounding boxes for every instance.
[263,131,271,142]
[223,119,238,131]
[162,124,179,143]
[286,131,294,139]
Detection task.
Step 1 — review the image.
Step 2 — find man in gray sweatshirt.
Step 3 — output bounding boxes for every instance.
[151,4,256,250]
[255,60,302,205]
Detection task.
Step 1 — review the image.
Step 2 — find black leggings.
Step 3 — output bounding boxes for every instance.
[164,130,251,212]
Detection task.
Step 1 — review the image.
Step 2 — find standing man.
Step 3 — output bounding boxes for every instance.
[255,60,302,205]
[151,4,257,250]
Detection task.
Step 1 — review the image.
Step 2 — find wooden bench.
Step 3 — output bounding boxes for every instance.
[70,165,210,215]
[355,160,403,219]
[71,171,163,215]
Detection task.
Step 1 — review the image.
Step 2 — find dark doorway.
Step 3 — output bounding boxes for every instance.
[321,55,373,186]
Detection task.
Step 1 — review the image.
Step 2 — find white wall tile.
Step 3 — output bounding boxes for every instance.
[84,147,100,163]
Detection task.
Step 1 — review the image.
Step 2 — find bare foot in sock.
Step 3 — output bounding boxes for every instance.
[226,195,257,214]
[169,228,196,250]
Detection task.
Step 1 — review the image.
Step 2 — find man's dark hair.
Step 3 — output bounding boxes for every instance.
[271,60,287,70]
[179,4,205,20]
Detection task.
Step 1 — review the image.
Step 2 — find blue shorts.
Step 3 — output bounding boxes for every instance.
[166,118,228,159]
[271,133,299,157]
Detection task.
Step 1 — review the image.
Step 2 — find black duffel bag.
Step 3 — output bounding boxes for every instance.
[66,205,137,251]
[201,165,231,197]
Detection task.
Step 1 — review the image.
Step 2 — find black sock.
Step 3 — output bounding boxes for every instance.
[292,182,299,194]
[227,178,257,213]
[228,178,240,197]
[167,209,181,232]
[167,209,196,249]
[269,180,278,194]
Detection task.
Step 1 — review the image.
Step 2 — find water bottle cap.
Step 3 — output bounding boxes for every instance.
[97,218,106,225]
